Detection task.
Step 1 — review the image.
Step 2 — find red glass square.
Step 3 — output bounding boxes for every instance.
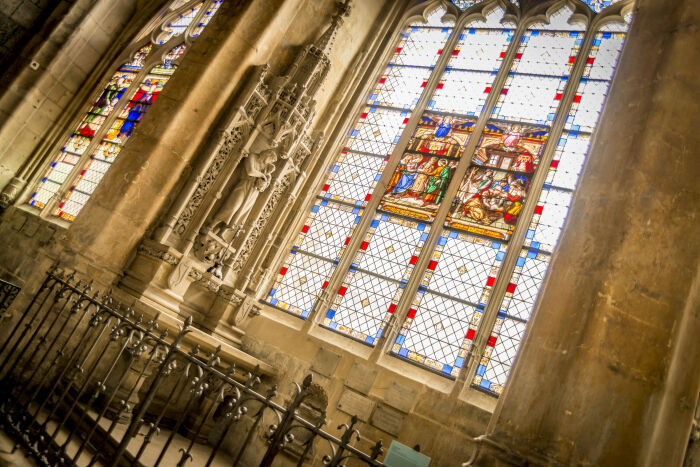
[466,329,476,340]
[344,237,350,245]
[515,53,522,59]
[360,241,369,250]
[507,283,516,293]
[437,49,443,55]
[379,78,386,84]
[409,255,418,265]
[387,303,397,314]
[484,87,491,93]
[428,260,438,270]
[360,112,368,119]
[534,205,543,215]
[436,83,444,89]
[301,225,310,233]
[365,193,372,201]
[322,281,328,289]
[568,56,576,63]
[280,267,288,276]
[322,184,330,191]
[551,160,559,168]
[555,93,563,100]
[403,118,410,124]
[407,308,417,319]
[499,52,506,58]
[501,88,508,95]
[396,47,402,53]
[452,49,460,56]
[486,276,495,287]
[421,82,427,88]
[573,95,582,103]
[587,57,595,64]
[488,336,497,347]
[338,286,347,296]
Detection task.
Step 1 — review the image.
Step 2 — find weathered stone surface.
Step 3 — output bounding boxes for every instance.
[337,388,375,421]
[384,381,416,413]
[345,361,377,395]
[371,404,404,436]
[311,346,341,377]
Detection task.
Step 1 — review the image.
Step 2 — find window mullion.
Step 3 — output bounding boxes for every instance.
[459,21,600,392]
[372,15,531,363]
[308,18,464,327]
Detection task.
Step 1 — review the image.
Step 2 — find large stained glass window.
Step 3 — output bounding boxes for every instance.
[267,0,633,396]
[28,0,224,221]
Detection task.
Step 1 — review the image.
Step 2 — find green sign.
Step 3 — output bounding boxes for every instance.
[384,440,431,467]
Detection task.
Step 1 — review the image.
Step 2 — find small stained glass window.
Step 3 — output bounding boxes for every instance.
[29,0,224,221]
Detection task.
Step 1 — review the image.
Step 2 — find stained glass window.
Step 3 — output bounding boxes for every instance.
[268,1,632,394]
[28,0,224,220]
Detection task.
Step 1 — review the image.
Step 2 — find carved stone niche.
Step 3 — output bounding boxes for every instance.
[120,1,351,349]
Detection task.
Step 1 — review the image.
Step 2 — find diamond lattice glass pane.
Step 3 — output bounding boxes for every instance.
[267,253,336,318]
[322,150,387,206]
[393,231,507,376]
[566,31,626,132]
[380,112,476,221]
[392,25,451,68]
[545,131,591,190]
[324,215,430,344]
[296,200,363,260]
[525,187,573,253]
[347,107,409,156]
[473,249,550,395]
[448,122,548,240]
[373,65,433,109]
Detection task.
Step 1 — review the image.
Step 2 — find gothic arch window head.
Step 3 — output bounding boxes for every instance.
[28,0,224,221]
[267,0,632,397]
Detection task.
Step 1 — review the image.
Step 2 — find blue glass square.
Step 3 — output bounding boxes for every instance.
[371,219,379,228]
[370,94,377,100]
[331,165,340,172]
[326,309,336,319]
[398,347,409,357]
[491,241,501,249]
[269,289,276,296]
[394,136,401,143]
[301,310,310,318]
[270,298,278,305]
[547,113,555,121]
[525,229,535,239]
[455,357,465,368]
[469,28,475,34]
[516,256,526,267]
[417,223,426,231]
[480,379,491,390]
[527,249,537,259]
[376,329,383,338]
[370,106,377,112]
[51,162,57,167]
[366,336,375,344]
[437,236,447,246]
[450,230,458,239]
[374,174,381,181]
[351,129,359,136]
[476,364,486,376]
[381,214,389,221]
[420,233,429,242]
[593,39,601,46]
[531,31,539,36]
[352,207,360,214]
[603,32,612,39]
[531,241,541,250]
[395,335,405,345]
[429,100,435,107]
[354,215,361,224]
[572,125,580,131]
[441,364,453,375]
[330,321,338,329]
[496,251,505,261]
[558,137,566,146]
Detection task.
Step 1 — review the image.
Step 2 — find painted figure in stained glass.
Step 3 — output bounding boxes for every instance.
[209,149,278,239]
[386,153,422,195]
[448,122,547,239]
[408,113,473,158]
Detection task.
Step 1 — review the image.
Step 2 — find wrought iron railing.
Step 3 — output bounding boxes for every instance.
[0,267,385,466]
[0,277,20,316]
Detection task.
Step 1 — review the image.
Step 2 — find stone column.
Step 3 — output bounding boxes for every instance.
[471,0,700,465]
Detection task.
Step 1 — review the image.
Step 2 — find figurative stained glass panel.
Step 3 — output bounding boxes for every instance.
[380,112,475,221]
[474,21,630,396]
[392,230,507,376]
[54,44,187,221]
[323,215,430,344]
[447,122,548,240]
[267,9,453,319]
[29,45,151,209]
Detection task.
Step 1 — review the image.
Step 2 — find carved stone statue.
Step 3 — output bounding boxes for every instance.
[209,148,278,238]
